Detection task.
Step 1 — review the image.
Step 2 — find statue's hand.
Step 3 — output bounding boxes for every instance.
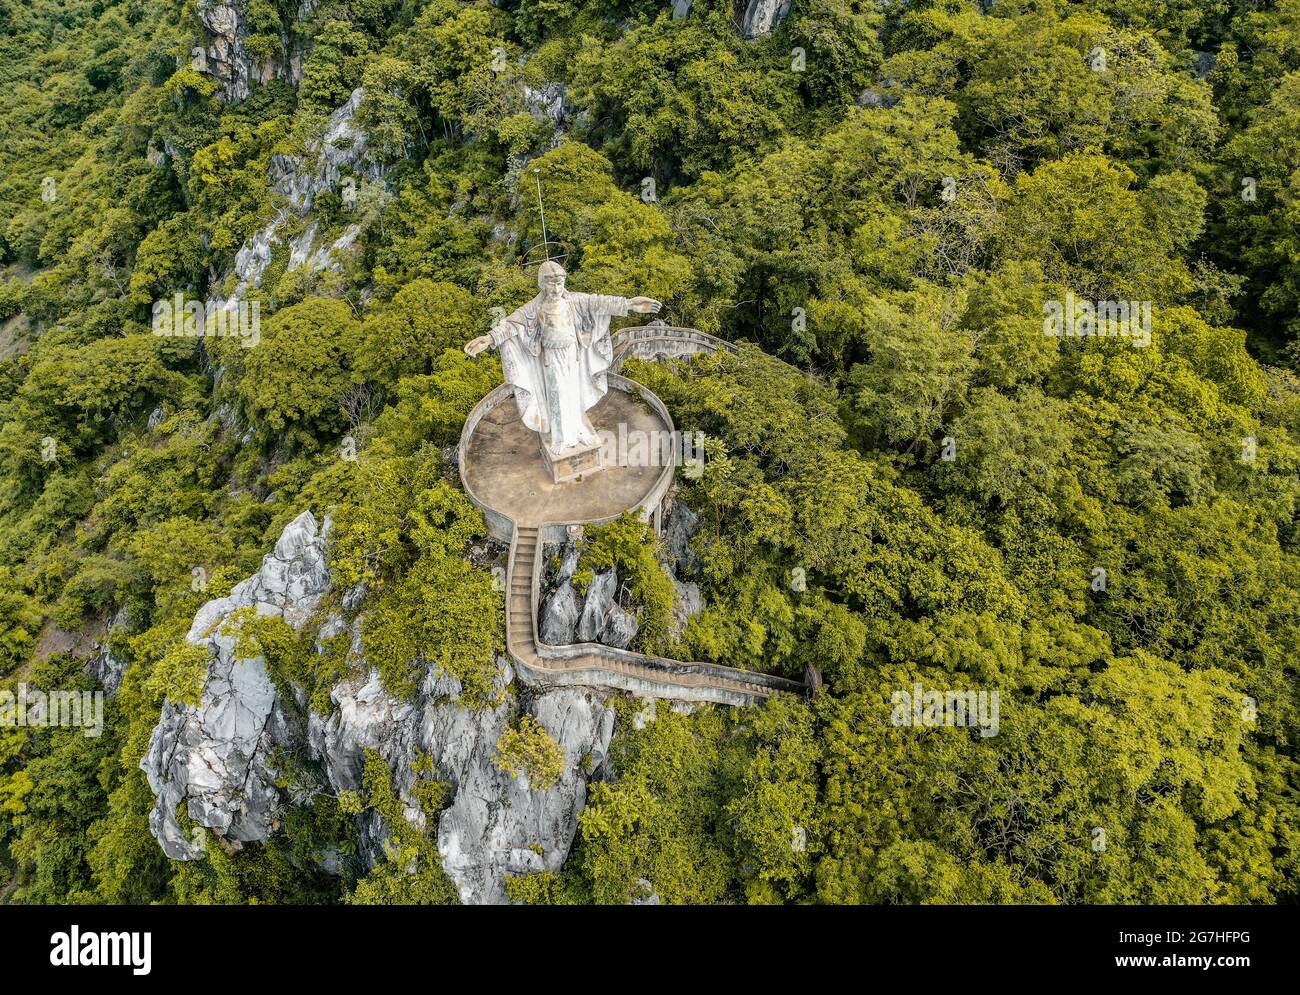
[628,296,662,315]
[464,335,494,357]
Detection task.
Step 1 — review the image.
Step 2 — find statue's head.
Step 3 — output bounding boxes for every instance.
[537,260,566,296]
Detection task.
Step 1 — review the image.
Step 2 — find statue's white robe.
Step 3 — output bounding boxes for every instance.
[491,291,628,452]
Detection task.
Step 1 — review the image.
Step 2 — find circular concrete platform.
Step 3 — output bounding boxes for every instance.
[461,380,674,532]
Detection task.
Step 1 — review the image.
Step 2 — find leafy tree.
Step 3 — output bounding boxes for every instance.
[237,297,362,447]
[354,278,483,384]
[495,715,566,790]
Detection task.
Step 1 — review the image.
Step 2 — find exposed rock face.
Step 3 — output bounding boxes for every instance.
[197,0,304,104]
[662,500,706,638]
[288,220,319,269]
[524,82,571,127]
[196,2,250,103]
[218,89,377,303]
[741,0,792,39]
[556,542,580,583]
[87,643,127,696]
[542,563,641,649]
[143,509,618,903]
[631,878,662,904]
[288,88,376,213]
[308,658,616,904]
[601,603,639,649]
[309,224,361,272]
[141,511,330,860]
[539,501,707,651]
[661,498,701,576]
[577,569,617,642]
[670,578,703,641]
[540,582,582,645]
[86,606,130,696]
[231,224,277,292]
[857,79,902,110]
[439,685,614,903]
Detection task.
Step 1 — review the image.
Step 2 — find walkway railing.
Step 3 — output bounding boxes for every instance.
[610,323,739,373]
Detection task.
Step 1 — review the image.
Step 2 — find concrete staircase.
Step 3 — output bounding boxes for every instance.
[507,525,540,664]
[507,526,804,705]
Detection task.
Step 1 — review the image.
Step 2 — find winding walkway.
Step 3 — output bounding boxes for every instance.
[461,325,804,706]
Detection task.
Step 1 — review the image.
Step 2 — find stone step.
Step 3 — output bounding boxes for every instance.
[502,513,800,701]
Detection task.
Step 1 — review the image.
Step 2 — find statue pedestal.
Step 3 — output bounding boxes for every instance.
[541,437,605,484]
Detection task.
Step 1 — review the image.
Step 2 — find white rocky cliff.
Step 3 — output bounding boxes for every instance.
[196,0,312,103]
[741,0,792,40]
[142,510,330,859]
[219,88,381,306]
[142,511,617,904]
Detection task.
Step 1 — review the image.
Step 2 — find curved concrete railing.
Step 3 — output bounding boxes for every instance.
[463,324,804,706]
[610,324,739,373]
[458,381,519,543]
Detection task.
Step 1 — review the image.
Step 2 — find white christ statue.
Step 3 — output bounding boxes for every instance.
[464,261,661,459]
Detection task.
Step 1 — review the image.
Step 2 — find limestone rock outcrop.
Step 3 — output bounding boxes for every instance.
[741,0,792,39]
[86,605,130,696]
[141,511,329,859]
[197,0,305,103]
[142,508,617,903]
[661,498,701,575]
[577,569,618,642]
[540,562,641,650]
[539,499,705,650]
[540,582,582,645]
[218,88,379,304]
[308,662,614,904]
[670,578,704,641]
[523,82,571,127]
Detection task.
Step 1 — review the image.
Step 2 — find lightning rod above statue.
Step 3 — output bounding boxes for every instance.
[464,172,662,482]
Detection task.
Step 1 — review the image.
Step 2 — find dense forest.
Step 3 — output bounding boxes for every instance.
[0,0,1298,905]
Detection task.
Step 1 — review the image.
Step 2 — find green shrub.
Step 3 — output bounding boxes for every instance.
[574,514,675,653]
[494,715,565,791]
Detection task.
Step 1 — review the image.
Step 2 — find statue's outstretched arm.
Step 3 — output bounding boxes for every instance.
[584,293,663,317]
[465,312,525,357]
[627,296,663,315]
[491,315,527,346]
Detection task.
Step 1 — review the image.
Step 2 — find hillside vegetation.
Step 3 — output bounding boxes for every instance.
[1,0,1299,904]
